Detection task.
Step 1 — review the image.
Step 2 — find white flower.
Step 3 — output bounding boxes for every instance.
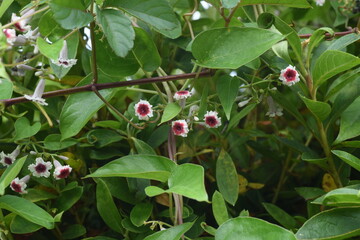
[28,157,53,178]
[173,90,192,100]
[279,65,300,86]
[266,96,283,118]
[315,0,325,6]
[3,29,16,45]
[51,40,77,68]
[24,78,48,106]
[0,146,20,167]
[238,98,251,108]
[10,175,30,194]
[53,160,72,180]
[172,120,189,137]
[11,13,31,32]
[204,111,222,128]
[134,100,153,120]
[22,27,39,41]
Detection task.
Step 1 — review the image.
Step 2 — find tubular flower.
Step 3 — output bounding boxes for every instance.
[266,96,283,118]
[10,175,30,194]
[315,0,325,6]
[174,90,192,100]
[279,65,300,86]
[53,160,72,180]
[172,120,189,137]
[0,146,20,167]
[11,13,31,32]
[3,29,16,45]
[134,100,153,120]
[24,78,48,106]
[204,111,222,128]
[51,40,77,68]
[28,158,53,178]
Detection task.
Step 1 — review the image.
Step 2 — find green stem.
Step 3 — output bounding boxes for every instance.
[272,150,292,203]
[90,2,98,84]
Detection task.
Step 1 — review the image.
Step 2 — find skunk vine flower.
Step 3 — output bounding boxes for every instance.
[24,78,48,106]
[0,146,20,167]
[266,96,283,118]
[53,160,72,180]
[3,29,16,45]
[10,175,30,194]
[134,100,153,120]
[172,120,189,137]
[11,13,31,32]
[28,158,53,178]
[315,0,325,6]
[204,111,222,128]
[174,90,192,100]
[279,65,300,86]
[51,40,77,68]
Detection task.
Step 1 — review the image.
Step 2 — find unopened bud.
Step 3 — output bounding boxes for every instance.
[58,155,69,161]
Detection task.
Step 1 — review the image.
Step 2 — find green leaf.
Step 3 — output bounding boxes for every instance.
[239,0,311,8]
[215,217,297,240]
[130,203,153,227]
[296,208,360,240]
[0,195,54,229]
[145,186,166,197]
[327,33,360,51]
[104,0,181,37]
[14,117,41,141]
[0,156,27,195]
[144,222,193,240]
[10,215,42,234]
[192,27,283,69]
[132,137,157,155]
[216,75,240,120]
[295,187,326,200]
[54,186,83,212]
[0,62,12,99]
[262,203,297,229]
[63,224,87,239]
[221,0,240,8]
[50,0,93,30]
[167,164,208,202]
[198,84,209,119]
[0,0,14,18]
[132,27,162,72]
[86,155,176,182]
[307,27,334,63]
[96,179,124,233]
[227,103,257,131]
[160,102,182,124]
[299,95,331,121]
[272,41,293,64]
[36,37,64,61]
[212,191,229,226]
[87,129,124,148]
[97,8,135,58]
[216,149,238,205]
[312,50,360,87]
[334,97,360,144]
[322,188,360,207]
[59,73,119,139]
[332,150,360,172]
[44,134,77,150]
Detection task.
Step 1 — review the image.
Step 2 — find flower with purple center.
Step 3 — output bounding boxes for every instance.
[174,90,192,101]
[11,13,31,32]
[53,160,72,180]
[24,78,48,106]
[134,100,153,120]
[279,65,300,86]
[204,111,222,128]
[0,146,20,167]
[10,175,30,194]
[3,29,16,45]
[172,120,189,137]
[28,157,53,178]
[51,41,77,68]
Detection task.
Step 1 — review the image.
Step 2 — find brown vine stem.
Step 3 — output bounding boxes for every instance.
[1,71,212,107]
[299,27,358,39]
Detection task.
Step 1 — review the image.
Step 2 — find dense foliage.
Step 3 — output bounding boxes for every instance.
[0,0,360,239]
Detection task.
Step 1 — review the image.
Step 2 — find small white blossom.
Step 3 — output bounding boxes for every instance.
[172,120,189,137]
[0,146,20,167]
[174,90,192,100]
[279,65,300,86]
[10,175,30,194]
[134,100,153,120]
[51,41,77,68]
[53,160,72,180]
[28,158,53,178]
[315,0,325,6]
[3,29,16,45]
[266,96,283,118]
[24,78,48,106]
[204,111,222,128]
[11,13,31,32]
[238,98,251,108]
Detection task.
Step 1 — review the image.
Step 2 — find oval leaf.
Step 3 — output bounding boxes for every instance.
[0,156,27,195]
[332,150,360,172]
[262,203,297,229]
[130,203,153,227]
[160,102,181,124]
[212,191,229,226]
[144,222,193,240]
[300,95,331,121]
[216,75,240,120]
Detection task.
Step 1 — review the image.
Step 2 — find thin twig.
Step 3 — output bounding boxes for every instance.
[90,3,98,84]
[299,27,358,39]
